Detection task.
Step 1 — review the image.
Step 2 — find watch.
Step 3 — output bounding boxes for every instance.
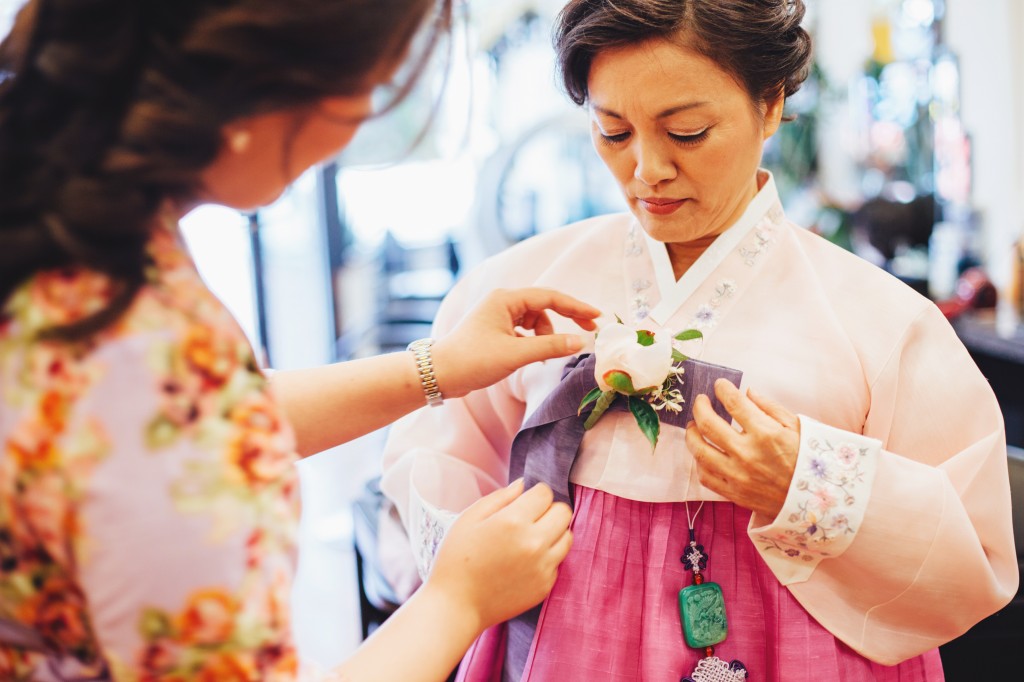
[407,338,444,407]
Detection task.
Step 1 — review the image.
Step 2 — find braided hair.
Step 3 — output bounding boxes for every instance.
[0,0,452,339]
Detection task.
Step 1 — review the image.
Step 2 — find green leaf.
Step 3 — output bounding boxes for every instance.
[583,391,617,430]
[577,387,603,415]
[636,329,656,347]
[674,329,703,342]
[628,396,661,451]
[671,349,688,363]
[602,370,636,394]
[614,314,624,324]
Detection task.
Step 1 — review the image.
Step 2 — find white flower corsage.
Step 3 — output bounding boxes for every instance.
[578,319,702,450]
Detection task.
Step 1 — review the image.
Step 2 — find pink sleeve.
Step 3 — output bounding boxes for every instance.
[752,304,1018,664]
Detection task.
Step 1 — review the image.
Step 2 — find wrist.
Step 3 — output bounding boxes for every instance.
[427,336,468,400]
[417,578,485,641]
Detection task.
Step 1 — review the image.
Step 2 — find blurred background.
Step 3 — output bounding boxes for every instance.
[2,0,1022,676]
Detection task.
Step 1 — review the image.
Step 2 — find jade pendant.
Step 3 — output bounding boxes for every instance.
[678,582,728,648]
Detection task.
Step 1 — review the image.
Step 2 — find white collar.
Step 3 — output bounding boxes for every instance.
[642,171,780,326]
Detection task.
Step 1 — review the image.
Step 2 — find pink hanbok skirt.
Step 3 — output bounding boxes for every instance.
[458,486,944,681]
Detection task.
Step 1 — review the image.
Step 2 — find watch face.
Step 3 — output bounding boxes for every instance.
[408,338,434,351]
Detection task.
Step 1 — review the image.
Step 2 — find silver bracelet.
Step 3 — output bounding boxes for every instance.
[407,338,443,407]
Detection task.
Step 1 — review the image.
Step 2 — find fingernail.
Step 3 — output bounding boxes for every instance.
[565,334,584,352]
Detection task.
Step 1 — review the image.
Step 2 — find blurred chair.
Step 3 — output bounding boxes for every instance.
[351,476,402,639]
[374,231,459,354]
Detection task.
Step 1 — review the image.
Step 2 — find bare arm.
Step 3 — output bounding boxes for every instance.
[271,288,599,456]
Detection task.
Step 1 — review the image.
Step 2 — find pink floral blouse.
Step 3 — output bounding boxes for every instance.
[0,221,301,681]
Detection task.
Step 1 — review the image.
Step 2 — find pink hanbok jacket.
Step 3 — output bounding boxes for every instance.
[380,173,1018,665]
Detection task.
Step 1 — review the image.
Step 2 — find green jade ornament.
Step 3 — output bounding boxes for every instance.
[679,504,747,682]
[678,579,728,648]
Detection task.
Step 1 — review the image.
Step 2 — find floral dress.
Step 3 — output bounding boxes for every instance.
[0,220,301,681]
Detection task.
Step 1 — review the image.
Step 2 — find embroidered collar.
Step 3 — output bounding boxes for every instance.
[641,171,780,326]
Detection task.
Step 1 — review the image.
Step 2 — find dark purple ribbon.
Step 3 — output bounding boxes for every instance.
[502,353,742,681]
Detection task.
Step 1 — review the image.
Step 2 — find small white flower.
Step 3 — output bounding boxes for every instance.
[593,322,674,393]
[693,304,717,329]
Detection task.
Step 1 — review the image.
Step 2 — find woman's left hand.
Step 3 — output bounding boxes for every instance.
[685,379,800,519]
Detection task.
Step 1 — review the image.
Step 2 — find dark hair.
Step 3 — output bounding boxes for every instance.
[0,0,452,339]
[554,0,811,110]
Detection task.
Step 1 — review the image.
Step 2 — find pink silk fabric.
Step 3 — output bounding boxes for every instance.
[459,487,945,682]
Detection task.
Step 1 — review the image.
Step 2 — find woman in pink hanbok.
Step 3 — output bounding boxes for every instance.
[381,1,1019,680]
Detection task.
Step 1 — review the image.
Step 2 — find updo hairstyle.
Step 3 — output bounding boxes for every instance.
[553,0,812,112]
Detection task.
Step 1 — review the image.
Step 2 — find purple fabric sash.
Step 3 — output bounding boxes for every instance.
[503,354,742,682]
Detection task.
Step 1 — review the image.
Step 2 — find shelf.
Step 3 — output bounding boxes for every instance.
[952,311,1024,366]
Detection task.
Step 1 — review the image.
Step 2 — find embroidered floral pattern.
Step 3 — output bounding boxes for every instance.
[1,219,300,680]
[625,226,652,322]
[631,278,652,293]
[415,504,456,580]
[632,294,651,322]
[625,223,645,258]
[757,432,874,563]
[687,279,736,332]
[738,221,776,267]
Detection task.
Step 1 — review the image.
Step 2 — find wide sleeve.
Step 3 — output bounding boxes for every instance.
[379,269,528,585]
[72,332,302,681]
[750,303,1018,664]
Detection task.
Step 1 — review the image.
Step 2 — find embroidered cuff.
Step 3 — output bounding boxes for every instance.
[400,450,503,581]
[748,414,880,584]
[410,494,458,581]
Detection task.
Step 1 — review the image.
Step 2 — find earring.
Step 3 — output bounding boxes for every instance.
[228,129,252,154]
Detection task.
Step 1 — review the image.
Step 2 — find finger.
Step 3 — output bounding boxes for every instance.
[691,393,743,454]
[685,423,731,497]
[713,378,775,434]
[550,528,573,564]
[528,310,554,337]
[462,478,524,521]
[533,500,572,544]
[517,309,542,334]
[685,419,726,467]
[746,387,799,430]
[506,288,601,331]
[502,480,557,522]
[507,332,586,365]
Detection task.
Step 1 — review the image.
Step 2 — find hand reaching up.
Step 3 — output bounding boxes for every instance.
[432,288,600,399]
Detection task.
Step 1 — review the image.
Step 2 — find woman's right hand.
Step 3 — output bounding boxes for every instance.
[431,287,600,400]
[424,479,573,631]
